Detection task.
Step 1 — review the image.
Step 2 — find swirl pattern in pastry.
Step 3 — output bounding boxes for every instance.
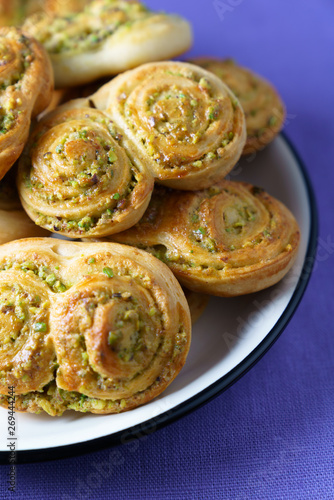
[0,239,191,415]
[92,61,246,189]
[0,27,53,180]
[191,58,286,156]
[108,182,301,296]
[0,270,55,395]
[17,102,154,238]
[23,0,193,87]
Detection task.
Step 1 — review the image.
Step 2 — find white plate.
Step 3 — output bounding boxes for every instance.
[0,135,317,463]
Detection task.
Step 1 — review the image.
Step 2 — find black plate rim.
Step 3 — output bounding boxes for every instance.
[0,133,318,465]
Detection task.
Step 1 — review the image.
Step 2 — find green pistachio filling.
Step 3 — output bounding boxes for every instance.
[33,172,138,234]
[121,70,237,170]
[0,34,34,135]
[0,261,67,292]
[23,112,140,234]
[30,1,150,55]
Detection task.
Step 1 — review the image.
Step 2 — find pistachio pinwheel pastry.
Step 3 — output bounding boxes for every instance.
[0,169,49,244]
[0,28,53,180]
[191,58,286,156]
[92,61,246,190]
[17,101,154,238]
[109,182,301,297]
[0,239,191,415]
[23,0,193,88]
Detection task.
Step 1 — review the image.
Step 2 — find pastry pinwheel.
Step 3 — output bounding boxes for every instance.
[108,181,300,296]
[0,239,191,415]
[17,61,247,236]
[23,0,193,87]
[0,27,53,180]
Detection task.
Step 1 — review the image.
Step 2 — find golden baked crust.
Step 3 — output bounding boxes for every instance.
[0,27,53,180]
[191,58,286,156]
[0,238,191,415]
[0,169,49,244]
[0,0,89,26]
[108,182,301,297]
[0,1,22,26]
[0,0,42,26]
[17,101,154,238]
[23,0,193,87]
[92,61,246,189]
[44,0,91,15]
[17,61,248,233]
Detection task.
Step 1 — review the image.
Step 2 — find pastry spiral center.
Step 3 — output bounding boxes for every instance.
[53,275,165,396]
[83,280,161,379]
[29,116,130,209]
[191,187,270,253]
[125,73,233,165]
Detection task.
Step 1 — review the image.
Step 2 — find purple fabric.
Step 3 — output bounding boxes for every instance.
[2,1,334,498]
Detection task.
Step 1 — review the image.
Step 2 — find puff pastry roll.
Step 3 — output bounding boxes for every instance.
[109,182,301,296]
[23,0,193,88]
[0,239,191,415]
[0,169,49,244]
[191,58,286,156]
[17,101,154,238]
[0,27,53,180]
[92,61,246,189]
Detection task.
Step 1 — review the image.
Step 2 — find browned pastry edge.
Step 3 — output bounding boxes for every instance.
[0,27,53,180]
[105,182,300,297]
[0,238,191,415]
[190,57,286,156]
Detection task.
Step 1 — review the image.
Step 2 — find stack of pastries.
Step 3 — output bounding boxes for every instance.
[0,1,300,416]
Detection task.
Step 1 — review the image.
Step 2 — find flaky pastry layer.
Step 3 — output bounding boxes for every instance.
[0,27,53,180]
[107,181,301,297]
[91,61,247,189]
[23,0,193,87]
[17,100,154,238]
[0,238,191,415]
[191,58,286,156]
